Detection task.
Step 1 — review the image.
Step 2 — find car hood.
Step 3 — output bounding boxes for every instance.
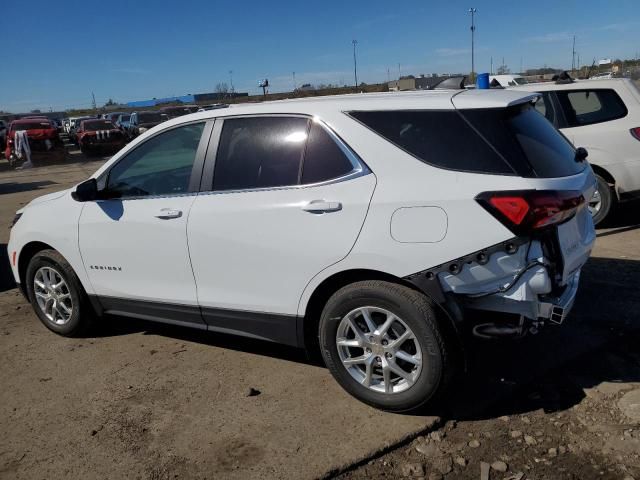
[22,188,70,211]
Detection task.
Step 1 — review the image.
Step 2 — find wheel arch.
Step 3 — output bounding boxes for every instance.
[299,269,464,367]
[590,164,618,198]
[17,241,56,296]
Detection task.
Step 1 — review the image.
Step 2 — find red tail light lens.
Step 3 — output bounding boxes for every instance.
[477,190,585,234]
[631,127,640,141]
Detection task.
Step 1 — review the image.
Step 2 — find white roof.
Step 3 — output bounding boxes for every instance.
[513,77,632,92]
[159,89,541,129]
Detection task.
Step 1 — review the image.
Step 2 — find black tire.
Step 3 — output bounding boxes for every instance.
[319,280,450,412]
[591,174,616,227]
[25,249,94,336]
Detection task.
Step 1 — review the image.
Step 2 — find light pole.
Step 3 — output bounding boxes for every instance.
[292,71,296,91]
[469,8,477,81]
[352,40,358,88]
[229,70,234,93]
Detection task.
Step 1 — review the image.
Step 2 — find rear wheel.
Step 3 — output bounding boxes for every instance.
[26,249,94,336]
[589,174,616,226]
[319,281,449,412]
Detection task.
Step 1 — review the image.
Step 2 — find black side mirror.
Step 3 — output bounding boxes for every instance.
[72,178,98,202]
[575,147,589,162]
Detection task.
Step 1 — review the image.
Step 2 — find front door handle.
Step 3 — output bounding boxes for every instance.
[302,200,342,213]
[155,208,182,219]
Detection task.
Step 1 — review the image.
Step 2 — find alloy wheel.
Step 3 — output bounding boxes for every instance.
[588,188,602,217]
[336,306,423,394]
[33,267,73,325]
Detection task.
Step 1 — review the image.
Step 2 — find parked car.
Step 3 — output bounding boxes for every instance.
[68,116,94,144]
[115,113,131,136]
[589,72,614,80]
[103,112,125,123]
[515,78,640,224]
[7,89,596,411]
[128,111,166,138]
[4,118,65,166]
[0,120,7,150]
[76,119,127,155]
[158,105,194,118]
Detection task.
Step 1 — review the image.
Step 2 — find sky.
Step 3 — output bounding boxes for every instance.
[2,0,639,112]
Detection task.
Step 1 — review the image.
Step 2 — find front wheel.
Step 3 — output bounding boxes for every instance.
[319,281,450,412]
[589,174,616,226]
[26,249,94,336]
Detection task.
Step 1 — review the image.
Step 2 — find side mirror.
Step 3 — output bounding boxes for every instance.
[575,147,589,162]
[72,178,98,202]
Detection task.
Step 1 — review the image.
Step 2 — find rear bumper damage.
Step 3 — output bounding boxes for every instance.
[406,236,587,339]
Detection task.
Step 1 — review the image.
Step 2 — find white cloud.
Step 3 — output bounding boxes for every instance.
[525,32,574,43]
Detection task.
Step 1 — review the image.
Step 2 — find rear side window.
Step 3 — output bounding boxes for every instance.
[349,110,514,175]
[213,117,309,190]
[534,93,555,124]
[301,122,355,184]
[462,105,585,178]
[555,89,627,127]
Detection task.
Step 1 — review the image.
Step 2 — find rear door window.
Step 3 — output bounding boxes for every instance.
[555,89,627,127]
[349,110,516,175]
[301,122,356,184]
[213,117,309,191]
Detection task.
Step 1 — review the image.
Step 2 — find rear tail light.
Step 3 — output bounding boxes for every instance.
[476,190,585,234]
[631,127,640,141]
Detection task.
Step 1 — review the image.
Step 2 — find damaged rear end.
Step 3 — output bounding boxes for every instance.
[438,91,596,338]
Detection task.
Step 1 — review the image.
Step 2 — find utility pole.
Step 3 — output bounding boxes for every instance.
[229,70,234,93]
[520,56,523,75]
[490,56,493,75]
[387,68,390,83]
[398,63,401,79]
[469,8,477,81]
[91,92,96,111]
[292,72,296,91]
[572,35,576,71]
[352,40,358,89]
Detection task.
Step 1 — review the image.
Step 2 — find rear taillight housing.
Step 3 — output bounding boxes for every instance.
[631,127,640,141]
[476,190,585,234]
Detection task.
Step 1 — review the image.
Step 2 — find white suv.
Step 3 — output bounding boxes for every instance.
[7,90,596,411]
[514,78,640,225]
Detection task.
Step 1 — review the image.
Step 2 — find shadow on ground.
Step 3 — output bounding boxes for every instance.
[0,181,58,195]
[0,244,15,292]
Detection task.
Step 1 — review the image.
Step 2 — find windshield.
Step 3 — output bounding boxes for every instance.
[118,114,130,122]
[514,77,527,85]
[138,112,163,123]
[84,120,115,131]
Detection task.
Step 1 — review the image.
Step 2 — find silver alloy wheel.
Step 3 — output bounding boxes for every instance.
[33,266,73,325]
[588,188,602,217]
[336,306,423,394]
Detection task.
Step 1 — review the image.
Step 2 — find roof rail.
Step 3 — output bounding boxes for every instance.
[429,76,467,90]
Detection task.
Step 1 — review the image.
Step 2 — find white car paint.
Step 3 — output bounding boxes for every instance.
[514,78,640,199]
[8,88,596,344]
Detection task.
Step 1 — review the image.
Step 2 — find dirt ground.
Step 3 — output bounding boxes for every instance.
[1,138,640,480]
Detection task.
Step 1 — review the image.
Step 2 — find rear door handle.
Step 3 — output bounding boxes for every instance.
[302,200,342,213]
[155,208,182,219]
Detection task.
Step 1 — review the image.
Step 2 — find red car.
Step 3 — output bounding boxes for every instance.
[77,119,127,155]
[4,118,65,166]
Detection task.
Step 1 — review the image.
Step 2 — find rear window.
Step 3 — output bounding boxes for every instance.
[351,105,584,178]
[462,105,585,178]
[349,110,515,175]
[555,89,627,127]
